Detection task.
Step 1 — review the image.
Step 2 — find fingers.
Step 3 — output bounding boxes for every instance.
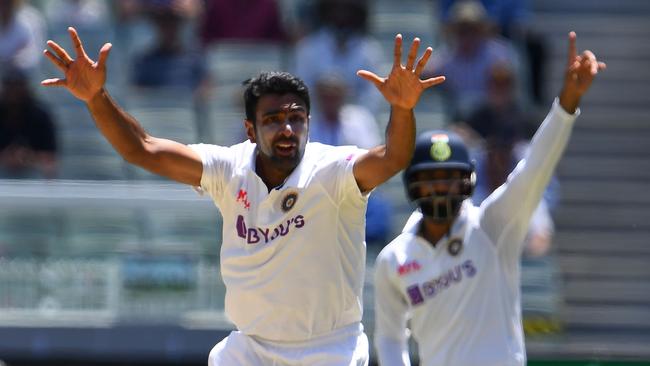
[405,37,420,70]
[41,78,67,87]
[577,50,601,76]
[414,47,433,76]
[393,34,403,67]
[43,49,67,72]
[47,40,73,65]
[68,27,87,59]
[421,76,446,89]
[97,43,112,68]
[357,70,384,88]
[584,50,598,74]
[584,50,606,75]
[567,31,577,67]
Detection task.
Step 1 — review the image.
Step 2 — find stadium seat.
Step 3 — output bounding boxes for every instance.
[144,207,222,258]
[59,155,128,180]
[60,207,142,257]
[205,41,286,85]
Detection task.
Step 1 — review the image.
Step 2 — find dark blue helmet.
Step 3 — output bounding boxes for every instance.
[403,130,476,221]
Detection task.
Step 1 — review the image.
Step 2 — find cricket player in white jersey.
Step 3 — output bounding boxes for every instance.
[373,32,605,366]
[41,27,445,365]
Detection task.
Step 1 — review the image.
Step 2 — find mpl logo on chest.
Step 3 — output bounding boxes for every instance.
[397,260,421,276]
[236,189,251,210]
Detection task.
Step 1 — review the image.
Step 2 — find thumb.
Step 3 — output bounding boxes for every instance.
[96,43,112,69]
[421,76,446,89]
[357,70,383,88]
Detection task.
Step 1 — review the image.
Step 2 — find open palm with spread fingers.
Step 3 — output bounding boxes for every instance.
[357,34,445,110]
[42,27,112,102]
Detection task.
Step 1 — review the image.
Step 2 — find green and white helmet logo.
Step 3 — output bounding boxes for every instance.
[430,134,451,161]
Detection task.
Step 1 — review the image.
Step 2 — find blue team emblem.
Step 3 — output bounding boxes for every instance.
[447,238,463,256]
[280,190,299,212]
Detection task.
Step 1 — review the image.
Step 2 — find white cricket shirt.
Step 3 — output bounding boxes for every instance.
[374,99,578,366]
[190,140,369,342]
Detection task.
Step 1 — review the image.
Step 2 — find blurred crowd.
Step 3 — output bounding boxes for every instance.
[0,0,561,334]
[1,0,551,175]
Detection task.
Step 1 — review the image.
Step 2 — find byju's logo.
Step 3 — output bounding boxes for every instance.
[406,260,477,306]
[236,215,305,244]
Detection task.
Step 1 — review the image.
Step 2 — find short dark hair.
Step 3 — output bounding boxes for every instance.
[243,71,310,122]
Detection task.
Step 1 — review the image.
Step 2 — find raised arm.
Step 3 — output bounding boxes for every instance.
[353,35,445,192]
[480,31,606,254]
[42,27,202,186]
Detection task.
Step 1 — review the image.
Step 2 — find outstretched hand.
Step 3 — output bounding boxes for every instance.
[42,27,112,103]
[357,34,445,110]
[559,31,606,113]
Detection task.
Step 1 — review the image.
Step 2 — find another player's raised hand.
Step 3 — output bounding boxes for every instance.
[357,35,445,110]
[41,27,112,102]
[559,31,606,113]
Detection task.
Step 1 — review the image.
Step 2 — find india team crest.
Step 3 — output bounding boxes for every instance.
[447,238,463,256]
[430,134,451,162]
[280,189,299,212]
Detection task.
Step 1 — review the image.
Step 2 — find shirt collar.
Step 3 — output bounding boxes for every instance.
[404,200,471,251]
[243,141,313,191]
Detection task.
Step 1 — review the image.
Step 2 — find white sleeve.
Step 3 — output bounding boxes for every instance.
[401,210,422,234]
[479,99,577,262]
[374,254,411,366]
[188,143,234,199]
[316,146,369,203]
[528,199,554,237]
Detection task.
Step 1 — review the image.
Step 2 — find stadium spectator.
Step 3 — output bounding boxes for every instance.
[0,0,46,73]
[130,0,210,98]
[115,0,201,22]
[198,0,286,45]
[0,67,58,178]
[463,62,532,140]
[293,0,384,113]
[439,0,549,104]
[310,73,381,149]
[113,0,202,63]
[43,0,110,29]
[460,62,560,210]
[424,0,519,120]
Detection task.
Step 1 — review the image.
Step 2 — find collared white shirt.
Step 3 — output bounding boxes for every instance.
[191,141,369,342]
[374,99,578,366]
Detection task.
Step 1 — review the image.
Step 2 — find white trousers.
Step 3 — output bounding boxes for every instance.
[208,324,369,366]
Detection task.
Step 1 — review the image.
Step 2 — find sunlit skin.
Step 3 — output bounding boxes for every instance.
[40,28,447,190]
[559,31,606,113]
[410,31,607,248]
[245,94,309,190]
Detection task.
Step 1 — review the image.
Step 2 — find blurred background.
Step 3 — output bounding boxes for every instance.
[1,0,649,365]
